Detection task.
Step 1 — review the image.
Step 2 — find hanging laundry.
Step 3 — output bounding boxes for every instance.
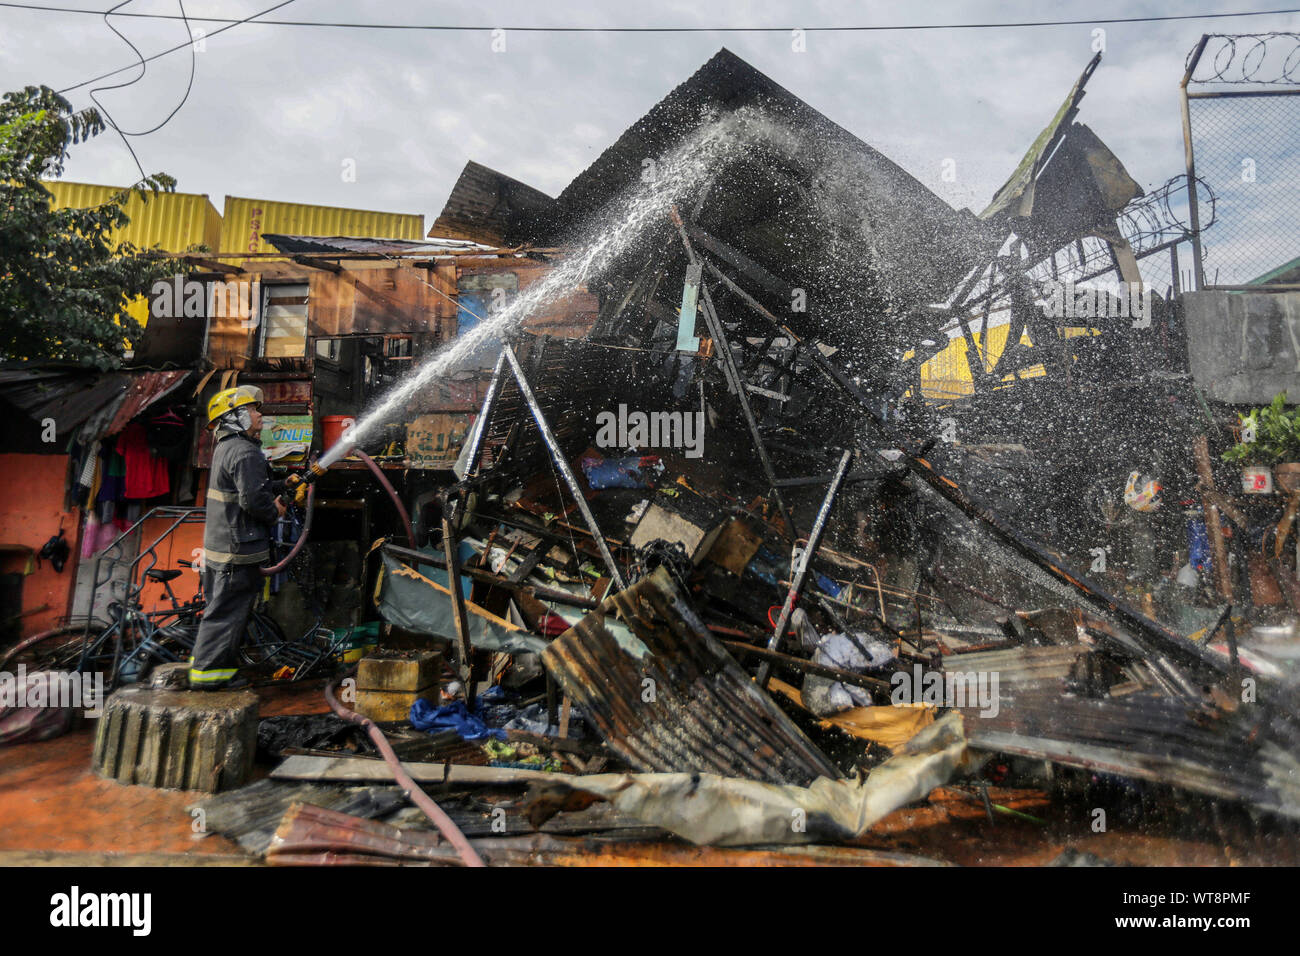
[96,441,126,504]
[119,422,170,499]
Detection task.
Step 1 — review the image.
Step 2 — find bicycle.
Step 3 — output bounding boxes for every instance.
[76,560,207,685]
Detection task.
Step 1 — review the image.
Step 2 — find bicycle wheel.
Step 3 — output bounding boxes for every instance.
[1,624,95,672]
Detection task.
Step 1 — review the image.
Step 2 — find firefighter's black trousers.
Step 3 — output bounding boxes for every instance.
[189,562,261,686]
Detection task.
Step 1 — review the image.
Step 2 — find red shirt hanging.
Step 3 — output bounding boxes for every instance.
[119,423,171,499]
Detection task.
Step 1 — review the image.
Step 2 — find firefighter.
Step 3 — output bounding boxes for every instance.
[189,385,286,690]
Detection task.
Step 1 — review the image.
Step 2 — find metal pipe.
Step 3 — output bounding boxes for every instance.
[1187,88,1300,99]
[462,351,505,478]
[324,670,485,868]
[757,449,853,688]
[382,542,599,609]
[500,343,626,591]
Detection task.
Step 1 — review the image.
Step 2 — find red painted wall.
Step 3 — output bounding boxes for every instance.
[0,454,80,638]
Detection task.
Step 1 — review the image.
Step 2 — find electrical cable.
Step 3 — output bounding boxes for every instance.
[96,0,197,137]
[9,2,1300,32]
[55,0,299,94]
[85,1,152,181]
[37,4,1300,95]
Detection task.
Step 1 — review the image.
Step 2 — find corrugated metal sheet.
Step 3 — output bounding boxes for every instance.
[542,567,840,785]
[45,182,223,328]
[264,234,485,256]
[221,197,423,258]
[964,686,1300,820]
[104,370,190,435]
[0,369,129,431]
[430,160,555,245]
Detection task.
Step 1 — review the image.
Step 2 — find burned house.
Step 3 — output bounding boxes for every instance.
[7,36,1300,868]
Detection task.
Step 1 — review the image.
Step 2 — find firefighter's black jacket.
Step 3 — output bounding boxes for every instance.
[203,432,282,566]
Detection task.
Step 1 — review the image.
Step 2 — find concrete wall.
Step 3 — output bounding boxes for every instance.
[1184,291,1300,404]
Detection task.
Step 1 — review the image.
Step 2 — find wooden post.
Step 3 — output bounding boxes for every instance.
[1193,434,1234,602]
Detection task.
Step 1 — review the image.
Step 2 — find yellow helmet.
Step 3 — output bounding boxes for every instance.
[206,385,264,427]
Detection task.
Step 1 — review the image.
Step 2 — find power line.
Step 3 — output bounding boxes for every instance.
[87,0,200,184]
[87,0,158,183]
[33,3,1300,95]
[55,0,298,93]
[8,2,1300,34]
[94,0,197,138]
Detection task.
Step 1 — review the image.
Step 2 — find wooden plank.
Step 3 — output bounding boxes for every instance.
[271,754,577,786]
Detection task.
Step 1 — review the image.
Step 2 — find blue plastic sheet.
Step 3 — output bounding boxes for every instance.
[581,455,661,489]
[409,698,507,742]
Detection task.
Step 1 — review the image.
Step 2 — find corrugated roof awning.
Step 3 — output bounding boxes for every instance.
[104,370,190,436]
[0,369,129,432]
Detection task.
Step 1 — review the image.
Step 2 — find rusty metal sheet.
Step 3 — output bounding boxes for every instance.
[541,567,839,785]
[104,370,190,436]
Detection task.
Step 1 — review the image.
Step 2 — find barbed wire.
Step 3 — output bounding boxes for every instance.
[1187,32,1300,84]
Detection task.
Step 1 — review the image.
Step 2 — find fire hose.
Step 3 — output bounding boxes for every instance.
[260,448,413,577]
[325,669,485,867]
[261,450,481,861]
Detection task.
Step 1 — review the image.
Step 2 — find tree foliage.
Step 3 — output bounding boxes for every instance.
[0,85,180,369]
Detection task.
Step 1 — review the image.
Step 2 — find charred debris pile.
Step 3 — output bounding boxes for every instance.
[211,49,1300,865]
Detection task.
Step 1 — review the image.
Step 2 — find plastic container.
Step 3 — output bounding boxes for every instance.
[321,415,355,453]
[333,621,380,664]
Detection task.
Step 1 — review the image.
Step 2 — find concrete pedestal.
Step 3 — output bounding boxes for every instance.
[91,684,259,792]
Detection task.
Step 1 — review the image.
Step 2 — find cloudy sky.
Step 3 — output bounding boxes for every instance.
[4,1,1298,232]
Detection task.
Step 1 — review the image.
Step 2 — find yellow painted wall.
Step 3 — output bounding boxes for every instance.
[44,185,424,329]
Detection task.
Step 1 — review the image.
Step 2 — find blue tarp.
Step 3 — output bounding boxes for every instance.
[409,697,506,742]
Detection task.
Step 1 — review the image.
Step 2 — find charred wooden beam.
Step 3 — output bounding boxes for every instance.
[291,255,344,274]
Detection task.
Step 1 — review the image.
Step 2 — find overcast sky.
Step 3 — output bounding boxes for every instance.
[4,1,1299,233]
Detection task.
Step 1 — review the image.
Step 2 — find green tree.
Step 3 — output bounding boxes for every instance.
[0,85,180,369]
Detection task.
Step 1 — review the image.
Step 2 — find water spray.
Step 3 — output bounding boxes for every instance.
[265,107,836,566]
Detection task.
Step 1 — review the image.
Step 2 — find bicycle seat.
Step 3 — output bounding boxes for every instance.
[145,569,184,583]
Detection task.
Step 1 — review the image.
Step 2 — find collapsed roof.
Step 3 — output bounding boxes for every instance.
[433,48,999,356]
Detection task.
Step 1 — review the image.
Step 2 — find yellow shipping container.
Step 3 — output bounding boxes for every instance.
[45,181,222,328]
[220,196,423,258]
